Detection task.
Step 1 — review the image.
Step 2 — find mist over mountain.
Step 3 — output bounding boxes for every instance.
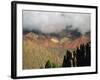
[23,11,91,35]
[23,26,85,40]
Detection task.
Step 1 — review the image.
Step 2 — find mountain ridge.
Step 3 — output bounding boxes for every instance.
[23,32,90,50]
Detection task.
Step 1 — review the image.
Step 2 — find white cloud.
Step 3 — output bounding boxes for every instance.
[23,11,90,34]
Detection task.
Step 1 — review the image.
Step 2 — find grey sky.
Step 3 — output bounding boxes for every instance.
[23,10,91,34]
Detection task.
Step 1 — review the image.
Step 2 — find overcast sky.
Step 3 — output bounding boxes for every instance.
[23,10,91,34]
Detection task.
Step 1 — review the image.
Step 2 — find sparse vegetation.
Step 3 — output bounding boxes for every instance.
[23,39,65,69]
[23,32,91,69]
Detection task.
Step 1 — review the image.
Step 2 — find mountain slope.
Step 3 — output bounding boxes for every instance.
[67,36,90,49]
[23,32,90,69]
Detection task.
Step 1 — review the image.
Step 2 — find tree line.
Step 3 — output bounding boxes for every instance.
[45,42,91,68]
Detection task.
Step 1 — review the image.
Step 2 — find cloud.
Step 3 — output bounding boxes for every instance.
[23,11,90,34]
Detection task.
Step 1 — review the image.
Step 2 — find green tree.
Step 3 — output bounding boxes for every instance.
[45,60,52,68]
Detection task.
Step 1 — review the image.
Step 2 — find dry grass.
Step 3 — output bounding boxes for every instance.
[23,39,66,69]
[23,33,90,69]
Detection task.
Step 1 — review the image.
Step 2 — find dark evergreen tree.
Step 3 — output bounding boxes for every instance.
[76,42,91,66]
[45,60,52,68]
[85,42,91,66]
[62,55,67,67]
[76,47,81,66]
[73,51,77,67]
[62,42,91,67]
[80,44,86,66]
[62,50,72,67]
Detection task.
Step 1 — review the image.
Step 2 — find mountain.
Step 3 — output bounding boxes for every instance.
[23,33,65,69]
[67,36,90,49]
[23,27,82,40]
[23,32,90,49]
[23,32,90,69]
[24,32,39,40]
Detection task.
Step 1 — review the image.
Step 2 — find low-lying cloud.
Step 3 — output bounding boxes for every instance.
[23,11,91,34]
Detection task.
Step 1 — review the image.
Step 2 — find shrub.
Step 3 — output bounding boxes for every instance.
[45,60,52,68]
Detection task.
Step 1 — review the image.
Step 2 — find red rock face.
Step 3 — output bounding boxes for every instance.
[23,32,90,50]
[67,36,90,49]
